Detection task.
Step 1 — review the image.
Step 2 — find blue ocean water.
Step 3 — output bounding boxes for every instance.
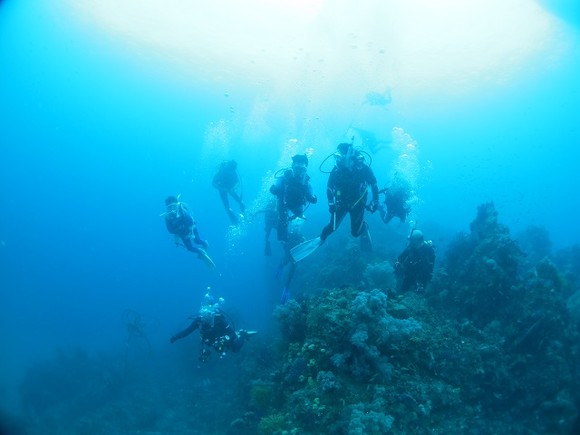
[1,0,579,429]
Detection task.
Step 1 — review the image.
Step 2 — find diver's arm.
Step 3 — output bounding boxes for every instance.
[192,227,207,247]
[270,177,285,196]
[170,317,201,343]
[396,248,411,270]
[306,182,318,204]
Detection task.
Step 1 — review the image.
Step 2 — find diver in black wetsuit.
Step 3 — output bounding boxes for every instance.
[379,187,411,224]
[320,143,379,251]
[170,292,257,363]
[255,199,279,256]
[212,160,245,224]
[394,230,436,292]
[270,154,317,243]
[163,195,215,268]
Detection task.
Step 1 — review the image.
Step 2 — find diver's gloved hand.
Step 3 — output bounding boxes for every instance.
[238,329,258,340]
[328,203,336,214]
[369,200,379,213]
[310,194,318,204]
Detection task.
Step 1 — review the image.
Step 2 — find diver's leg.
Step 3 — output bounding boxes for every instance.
[185,235,215,268]
[351,202,372,250]
[230,191,245,212]
[220,190,239,223]
[219,189,230,210]
[192,228,208,249]
[359,221,372,252]
[182,237,202,254]
[320,207,347,243]
[350,201,367,237]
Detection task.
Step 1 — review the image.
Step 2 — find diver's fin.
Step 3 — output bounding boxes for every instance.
[290,237,321,263]
[198,250,216,269]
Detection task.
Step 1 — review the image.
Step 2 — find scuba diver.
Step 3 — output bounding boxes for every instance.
[269,153,317,242]
[162,195,215,269]
[394,229,435,293]
[170,291,257,363]
[254,198,279,256]
[321,142,379,250]
[212,160,246,224]
[379,175,412,224]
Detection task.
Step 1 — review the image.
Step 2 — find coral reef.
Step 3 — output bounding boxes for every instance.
[517,224,552,265]
[362,260,396,290]
[16,202,580,434]
[256,202,580,434]
[431,201,526,327]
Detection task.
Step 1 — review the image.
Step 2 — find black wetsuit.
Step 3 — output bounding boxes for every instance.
[381,188,411,224]
[321,163,379,242]
[165,206,207,254]
[171,311,243,355]
[213,164,244,223]
[395,241,436,292]
[270,170,317,241]
[258,205,280,256]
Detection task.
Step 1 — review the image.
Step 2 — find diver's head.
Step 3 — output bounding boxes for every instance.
[292,154,309,167]
[165,195,179,206]
[199,289,224,326]
[203,290,214,305]
[409,230,424,248]
[199,299,217,327]
[334,143,356,169]
[165,195,184,216]
[199,306,215,327]
[291,154,308,176]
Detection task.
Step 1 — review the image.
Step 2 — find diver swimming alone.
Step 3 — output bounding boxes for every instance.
[213,160,246,225]
[170,291,257,363]
[162,195,216,269]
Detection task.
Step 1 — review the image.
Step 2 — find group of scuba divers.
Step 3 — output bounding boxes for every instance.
[161,141,435,364]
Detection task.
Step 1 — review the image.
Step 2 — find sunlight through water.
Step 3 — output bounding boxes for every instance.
[66,0,563,100]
